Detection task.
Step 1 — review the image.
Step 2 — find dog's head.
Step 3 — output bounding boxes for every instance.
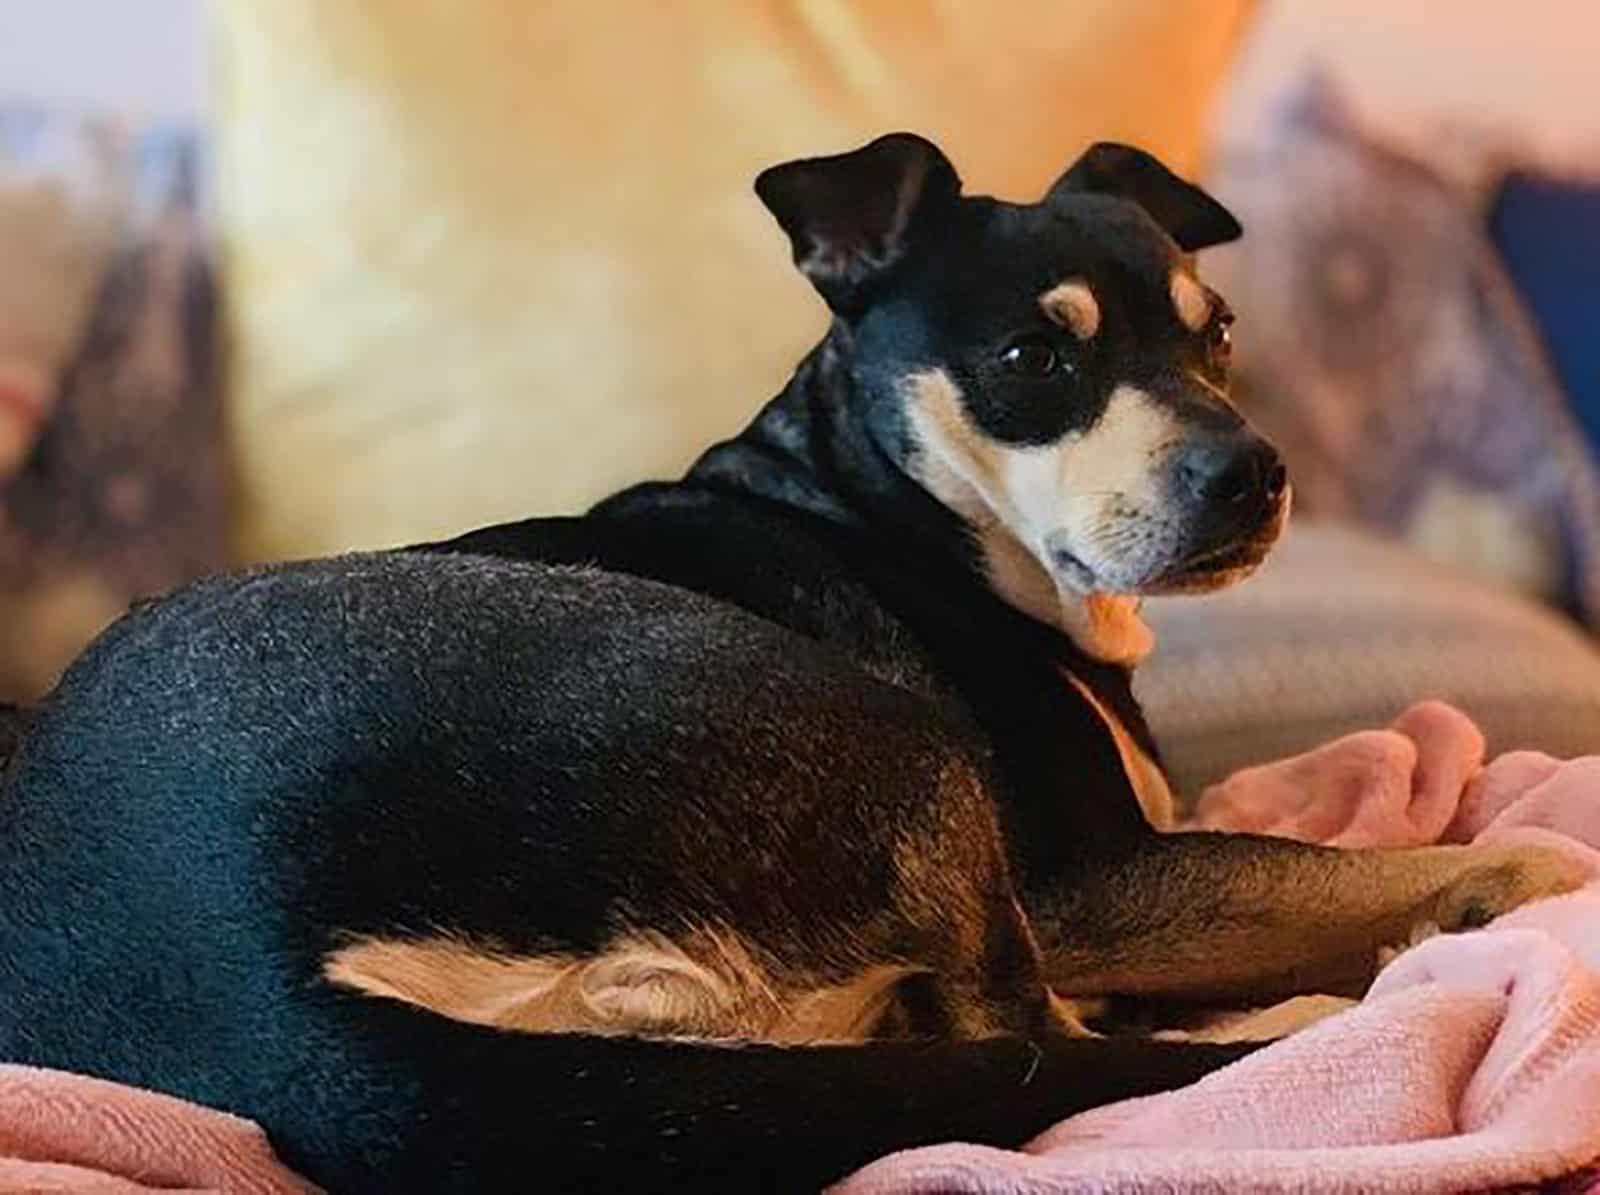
[757,134,1289,650]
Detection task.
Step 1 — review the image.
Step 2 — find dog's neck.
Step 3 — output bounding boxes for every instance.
[687,326,1152,667]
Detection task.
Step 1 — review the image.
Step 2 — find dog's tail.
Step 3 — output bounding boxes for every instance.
[269,996,1256,1193]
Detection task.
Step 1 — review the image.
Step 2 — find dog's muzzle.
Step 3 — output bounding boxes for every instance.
[1156,429,1290,587]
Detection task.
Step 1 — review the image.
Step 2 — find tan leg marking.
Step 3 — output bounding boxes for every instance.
[1154,994,1357,1044]
[325,930,914,1044]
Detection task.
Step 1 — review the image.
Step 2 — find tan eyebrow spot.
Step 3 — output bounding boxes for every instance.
[1039,279,1101,340]
[1169,270,1212,332]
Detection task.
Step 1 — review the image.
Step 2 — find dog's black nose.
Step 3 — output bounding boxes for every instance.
[1178,438,1285,506]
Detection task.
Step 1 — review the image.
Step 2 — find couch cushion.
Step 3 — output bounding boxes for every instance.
[214,0,1252,560]
[1138,522,1600,798]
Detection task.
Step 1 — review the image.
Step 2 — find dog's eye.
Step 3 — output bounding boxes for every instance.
[1000,337,1059,377]
[1209,310,1235,367]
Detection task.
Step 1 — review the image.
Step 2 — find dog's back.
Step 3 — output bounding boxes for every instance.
[0,702,27,771]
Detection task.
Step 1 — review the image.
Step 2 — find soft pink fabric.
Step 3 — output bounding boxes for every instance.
[840,702,1600,1195]
[1187,700,1487,847]
[0,1065,314,1193]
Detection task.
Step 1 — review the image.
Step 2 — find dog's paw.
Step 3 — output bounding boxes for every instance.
[1431,844,1591,934]
[1378,917,1443,971]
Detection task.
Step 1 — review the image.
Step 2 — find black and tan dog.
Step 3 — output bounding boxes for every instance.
[0,135,1585,1193]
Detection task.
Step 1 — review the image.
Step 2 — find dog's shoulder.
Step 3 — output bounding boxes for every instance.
[421,484,949,699]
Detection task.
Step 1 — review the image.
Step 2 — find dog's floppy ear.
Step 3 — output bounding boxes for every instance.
[756,133,961,314]
[1046,142,1241,252]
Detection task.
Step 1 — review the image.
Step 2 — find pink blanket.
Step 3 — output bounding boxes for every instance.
[840,702,1600,1194]
[0,1065,312,1192]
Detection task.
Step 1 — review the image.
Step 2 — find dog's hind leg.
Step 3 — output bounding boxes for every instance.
[1028,831,1590,1002]
[321,752,1083,1047]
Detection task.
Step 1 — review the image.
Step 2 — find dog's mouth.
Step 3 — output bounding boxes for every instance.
[1045,485,1291,597]
[1153,534,1273,590]
[1049,533,1270,595]
[1149,487,1292,594]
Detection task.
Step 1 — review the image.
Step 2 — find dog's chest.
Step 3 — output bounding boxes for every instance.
[1059,669,1174,830]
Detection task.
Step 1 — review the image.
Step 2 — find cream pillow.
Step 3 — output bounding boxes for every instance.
[215,0,1252,560]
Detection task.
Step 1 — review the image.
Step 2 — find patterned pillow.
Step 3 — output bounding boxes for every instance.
[1202,81,1600,623]
[0,109,223,700]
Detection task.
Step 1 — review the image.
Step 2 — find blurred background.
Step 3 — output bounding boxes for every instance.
[2,0,1599,791]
